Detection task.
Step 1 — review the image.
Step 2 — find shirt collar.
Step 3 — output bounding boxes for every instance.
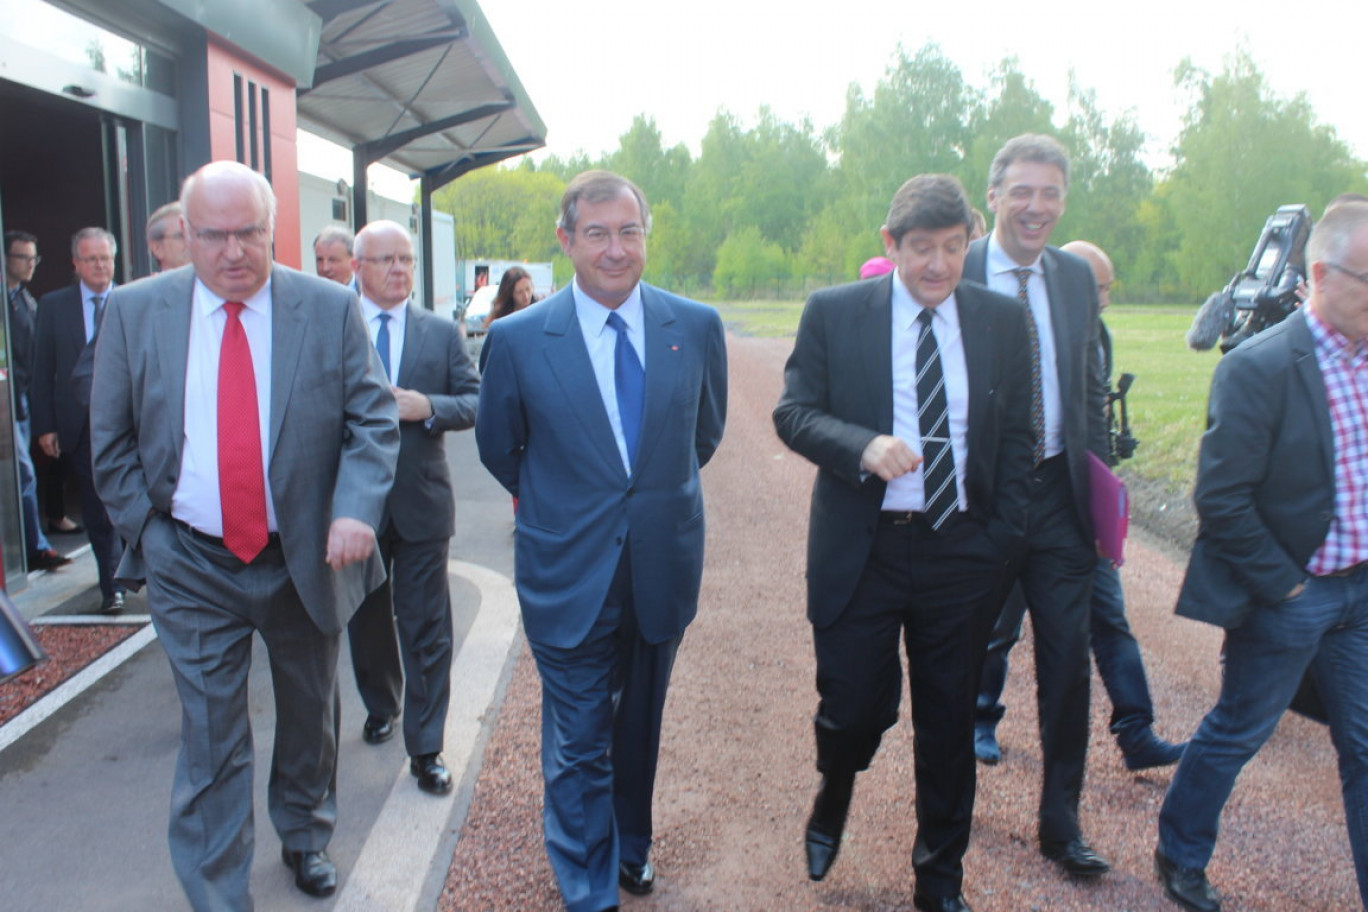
[1306,304,1366,362]
[571,277,644,334]
[986,232,1042,279]
[360,296,407,326]
[193,277,272,319]
[80,281,114,302]
[890,272,960,334]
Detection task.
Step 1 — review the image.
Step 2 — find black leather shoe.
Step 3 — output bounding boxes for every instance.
[1155,848,1221,911]
[1040,837,1111,876]
[805,770,855,881]
[913,890,974,912]
[618,860,654,895]
[99,591,125,614]
[1122,729,1187,771]
[974,724,1001,765]
[362,715,395,744]
[29,549,72,570]
[410,753,453,794]
[281,847,337,897]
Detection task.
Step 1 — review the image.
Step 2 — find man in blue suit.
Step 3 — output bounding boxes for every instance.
[477,170,727,912]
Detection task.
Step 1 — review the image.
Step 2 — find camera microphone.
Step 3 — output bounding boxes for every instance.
[1187,289,1236,351]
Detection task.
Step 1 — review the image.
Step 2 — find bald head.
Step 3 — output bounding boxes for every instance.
[353,220,415,309]
[180,160,277,301]
[1061,240,1114,310]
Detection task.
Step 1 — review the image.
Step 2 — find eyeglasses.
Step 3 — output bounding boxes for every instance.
[575,226,645,248]
[358,254,416,269]
[1328,262,1368,287]
[77,255,114,265]
[6,253,40,265]
[189,224,270,247]
[154,233,185,243]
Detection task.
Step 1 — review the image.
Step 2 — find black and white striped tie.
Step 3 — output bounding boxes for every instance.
[915,308,957,529]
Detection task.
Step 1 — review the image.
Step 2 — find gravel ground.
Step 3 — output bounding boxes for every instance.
[0,623,142,726]
[439,335,1359,912]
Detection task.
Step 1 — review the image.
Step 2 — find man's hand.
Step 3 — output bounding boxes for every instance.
[393,387,434,423]
[38,432,60,459]
[860,434,922,482]
[325,517,377,569]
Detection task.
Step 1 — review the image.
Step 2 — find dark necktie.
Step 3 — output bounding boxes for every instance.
[218,301,268,563]
[915,308,958,529]
[375,312,392,382]
[91,294,105,341]
[1015,268,1046,466]
[606,311,644,467]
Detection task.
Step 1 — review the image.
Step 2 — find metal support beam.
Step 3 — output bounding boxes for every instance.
[352,150,368,230]
[307,34,463,90]
[419,174,435,311]
[355,100,513,162]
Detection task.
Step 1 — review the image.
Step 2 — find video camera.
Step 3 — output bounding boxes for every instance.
[1187,204,1312,353]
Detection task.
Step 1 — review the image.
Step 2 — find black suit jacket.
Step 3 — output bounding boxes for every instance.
[963,240,1109,533]
[383,303,480,541]
[773,274,1034,629]
[8,285,36,417]
[1177,312,1334,629]
[31,283,99,450]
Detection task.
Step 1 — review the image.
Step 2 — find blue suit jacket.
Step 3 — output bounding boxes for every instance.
[475,283,727,648]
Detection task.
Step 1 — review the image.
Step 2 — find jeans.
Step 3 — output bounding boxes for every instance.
[978,557,1154,738]
[13,410,53,557]
[1158,568,1368,907]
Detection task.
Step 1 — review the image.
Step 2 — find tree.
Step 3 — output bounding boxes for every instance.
[433,166,563,262]
[608,115,691,211]
[712,226,790,298]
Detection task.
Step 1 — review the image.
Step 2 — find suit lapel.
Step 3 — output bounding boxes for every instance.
[859,275,895,433]
[1041,248,1076,403]
[396,303,426,388]
[1290,318,1335,483]
[633,285,677,471]
[151,273,195,466]
[540,290,626,477]
[268,268,307,463]
[957,285,991,442]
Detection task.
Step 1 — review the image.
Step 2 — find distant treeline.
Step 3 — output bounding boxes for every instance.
[434,44,1367,302]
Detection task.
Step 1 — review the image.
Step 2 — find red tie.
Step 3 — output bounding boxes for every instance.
[218,301,268,562]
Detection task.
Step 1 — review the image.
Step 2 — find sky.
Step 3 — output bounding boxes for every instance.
[473,0,1366,174]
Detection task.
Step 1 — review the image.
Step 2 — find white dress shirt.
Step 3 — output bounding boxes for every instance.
[882,275,970,512]
[172,278,278,536]
[985,234,1064,460]
[360,296,407,385]
[573,278,646,476]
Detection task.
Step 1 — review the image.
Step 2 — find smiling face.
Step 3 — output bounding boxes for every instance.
[987,159,1067,266]
[882,224,968,309]
[556,187,646,309]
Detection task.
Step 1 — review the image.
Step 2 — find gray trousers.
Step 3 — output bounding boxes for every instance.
[143,513,340,912]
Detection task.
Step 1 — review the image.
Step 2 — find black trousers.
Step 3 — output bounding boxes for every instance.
[812,514,1001,896]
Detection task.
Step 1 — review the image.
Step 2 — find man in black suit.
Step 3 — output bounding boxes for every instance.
[1155,201,1368,912]
[344,219,479,794]
[774,174,1033,912]
[962,134,1112,876]
[31,226,124,611]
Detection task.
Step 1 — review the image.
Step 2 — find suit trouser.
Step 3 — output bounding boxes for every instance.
[1159,568,1368,907]
[142,513,340,912]
[978,557,1159,743]
[73,429,121,598]
[812,514,1001,897]
[347,529,454,756]
[527,550,681,912]
[977,456,1095,843]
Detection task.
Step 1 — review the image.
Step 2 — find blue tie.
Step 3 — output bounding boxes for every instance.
[375,312,392,382]
[606,311,643,466]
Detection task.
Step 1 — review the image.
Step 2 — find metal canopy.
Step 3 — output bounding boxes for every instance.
[296,0,545,190]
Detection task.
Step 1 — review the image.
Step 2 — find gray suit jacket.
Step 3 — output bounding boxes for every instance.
[963,240,1110,534]
[384,302,479,541]
[1176,312,1335,629]
[90,265,400,635]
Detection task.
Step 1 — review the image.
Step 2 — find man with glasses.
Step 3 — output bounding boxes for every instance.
[32,227,123,611]
[90,161,398,908]
[146,202,189,272]
[1155,201,1368,911]
[4,231,70,571]
[477,170,727,912]
[344,219,479,795]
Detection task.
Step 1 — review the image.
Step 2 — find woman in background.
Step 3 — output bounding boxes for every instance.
[483,266,534,328]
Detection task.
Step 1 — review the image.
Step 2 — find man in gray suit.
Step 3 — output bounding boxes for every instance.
[344,220,479,794]
[91,161,399,910]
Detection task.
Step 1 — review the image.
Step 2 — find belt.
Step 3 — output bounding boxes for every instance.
[174,518,281,551]
[878,510,966,531]
[1323,561,1368,578]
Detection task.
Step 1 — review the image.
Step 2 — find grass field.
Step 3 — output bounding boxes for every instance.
[712,298,1220,495]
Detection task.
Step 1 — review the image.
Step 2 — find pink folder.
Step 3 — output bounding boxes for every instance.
[1088,451,1129,566]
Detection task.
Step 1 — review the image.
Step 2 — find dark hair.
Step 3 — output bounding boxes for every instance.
[884,174,973,244]
[557,170,651,234]
[4,230,37,254]
[487,267,532,324]
[988,134,1071,190]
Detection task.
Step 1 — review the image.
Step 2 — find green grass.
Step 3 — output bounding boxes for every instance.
[710,296,1217,495]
